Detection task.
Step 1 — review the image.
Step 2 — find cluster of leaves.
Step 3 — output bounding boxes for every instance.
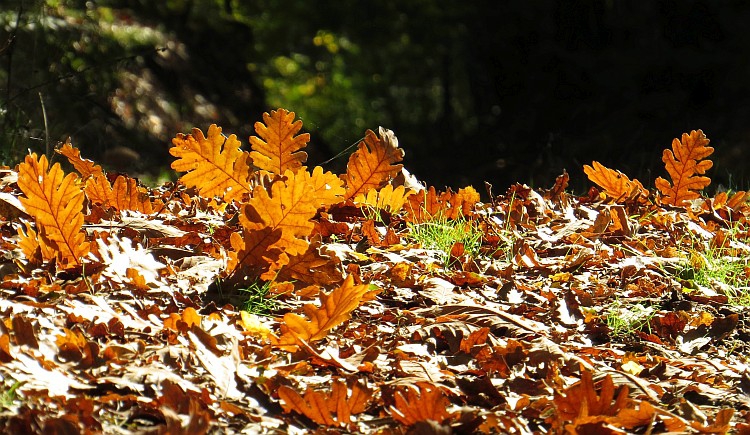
[0,113,749,433]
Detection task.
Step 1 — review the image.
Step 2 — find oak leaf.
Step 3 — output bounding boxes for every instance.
[170,124,253,203]
[56,140,103,178]
[227,227,285,282]
[342,127,404,200]
[241,169,320,256]
[278,378,372,427]
[389,382,455,426]
[655,130,713,206]
[273,275,378,351]
[17,153,90,268]
[266,239,344,285]
[583,161,647,202]
[85,173,154,214]
[354,184,414,213]
[405,186,479,222]
[308,166,346,208]
[249,108,309,175]
[554,370,631,425]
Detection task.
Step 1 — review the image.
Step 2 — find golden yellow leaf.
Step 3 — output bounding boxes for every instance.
[583,161,647,202]
[249,108,309,175]
[308,166,346,208]
[655,130,713,206]
[354,184,414,213]
[342,128,404,200]
[273,275,378,351]
[17,153,89,268]
[405,186,479,222]
[170,124,253,203]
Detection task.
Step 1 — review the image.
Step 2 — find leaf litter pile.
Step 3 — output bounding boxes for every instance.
[1,109,750,433]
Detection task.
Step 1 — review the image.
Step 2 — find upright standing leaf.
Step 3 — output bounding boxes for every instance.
[170,124,253,203]
[249,108,309,175]
[354,184,415,213]
[56,141,103,178]
[85,173,155,214]
[342,128,404,200]
[17,153,89,268]
[655,130,713,206]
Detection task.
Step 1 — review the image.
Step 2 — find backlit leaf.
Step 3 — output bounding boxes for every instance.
[170,124,253,203]
[85,173,154,214]
[17,153,90,268]
[583,161,647,202]
[56,140,103,178]
[249,108,309,175]
[342,127,404,200]
[354,184,414,213]
[655,130,713,206]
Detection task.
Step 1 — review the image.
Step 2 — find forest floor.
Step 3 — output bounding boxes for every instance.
[0,119,749,434]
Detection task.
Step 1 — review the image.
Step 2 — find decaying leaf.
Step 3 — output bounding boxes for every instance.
[655,129,714,206]
[170,124,253,203]
[389,382,455,426]
[278,378,372,426]
[249,108,309,175]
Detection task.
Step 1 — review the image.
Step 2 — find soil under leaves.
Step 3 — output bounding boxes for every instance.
[1,127,750,434]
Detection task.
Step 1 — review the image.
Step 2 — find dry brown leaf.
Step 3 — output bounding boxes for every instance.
[389,382,455,426]
[278,378,372,427]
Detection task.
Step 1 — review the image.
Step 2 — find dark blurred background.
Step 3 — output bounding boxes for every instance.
[2,0,749,192]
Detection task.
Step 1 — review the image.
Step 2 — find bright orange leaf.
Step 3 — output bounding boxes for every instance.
[56,140,103,178]
[241,169,320,256]
[85,173,154,214]
[389,382,455,426]
[170,124,253,203]
[342,127,404,200]
[405,185,479,222]
[17,153,90,268]
[249,108,309,175]
[278,378,372,427]
[655,129,714,206]
[583,161,648,202]
[273,275,378,351]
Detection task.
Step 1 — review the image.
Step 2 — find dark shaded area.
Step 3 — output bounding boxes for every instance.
[2,1,750,191]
